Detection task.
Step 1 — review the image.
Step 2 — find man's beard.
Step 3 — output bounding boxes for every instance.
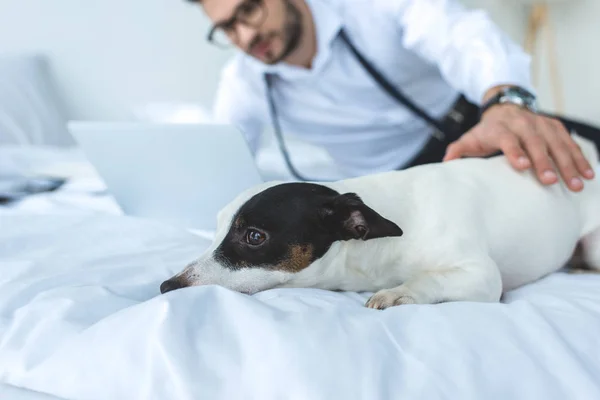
[249,0,303,64]
[276,0,303,62]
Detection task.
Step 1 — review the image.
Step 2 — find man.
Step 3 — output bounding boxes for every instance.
[187,0,598,191]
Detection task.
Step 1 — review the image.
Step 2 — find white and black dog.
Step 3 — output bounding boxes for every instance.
[160,135,600,309]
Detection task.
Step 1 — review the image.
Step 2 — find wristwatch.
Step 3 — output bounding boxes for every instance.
[480,86,538,115]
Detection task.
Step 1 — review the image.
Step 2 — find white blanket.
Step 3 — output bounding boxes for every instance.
[1,213,600,400]
[1,147,600,400]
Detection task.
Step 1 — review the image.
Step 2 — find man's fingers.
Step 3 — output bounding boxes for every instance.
[446,123,532,172]
[520,132,558,185]
[443,135,476,161]
[442,115,596,191]
[555,121,596,180]
[443,127,493,161]
[498,133,530,170]
[569,138,596,180]
[544,122,584,191]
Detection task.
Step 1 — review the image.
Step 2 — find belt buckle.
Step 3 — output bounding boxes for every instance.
[431,128,446,141]
[447,109,465,124]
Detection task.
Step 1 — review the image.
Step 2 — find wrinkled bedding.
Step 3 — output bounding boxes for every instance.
[1,147,600,400]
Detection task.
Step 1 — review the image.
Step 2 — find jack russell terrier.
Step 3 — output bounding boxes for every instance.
[160,135,600,309]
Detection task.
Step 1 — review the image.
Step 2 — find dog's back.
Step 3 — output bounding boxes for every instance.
[326,135,600,291]
[571,135,600,237]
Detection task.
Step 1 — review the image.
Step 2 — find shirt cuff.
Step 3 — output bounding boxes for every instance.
[468,51,536,106]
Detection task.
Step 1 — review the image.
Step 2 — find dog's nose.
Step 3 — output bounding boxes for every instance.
[160,278,183,294]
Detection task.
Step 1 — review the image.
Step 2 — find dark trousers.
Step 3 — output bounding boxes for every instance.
[402,95,600,169]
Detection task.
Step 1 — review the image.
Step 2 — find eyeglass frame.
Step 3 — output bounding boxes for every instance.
[206,0,268,48]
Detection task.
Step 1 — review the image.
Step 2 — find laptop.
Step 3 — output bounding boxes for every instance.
[68,122,265,232]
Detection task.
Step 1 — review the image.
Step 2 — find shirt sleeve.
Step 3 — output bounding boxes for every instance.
[377,0,535,105]
[212,60,266,155]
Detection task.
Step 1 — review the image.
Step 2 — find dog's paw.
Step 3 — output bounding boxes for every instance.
[365,288,416,310]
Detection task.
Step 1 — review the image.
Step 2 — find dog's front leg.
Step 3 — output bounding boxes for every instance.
[365,256,503,309]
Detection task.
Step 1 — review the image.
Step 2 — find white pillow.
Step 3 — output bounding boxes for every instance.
[0,53,74,147]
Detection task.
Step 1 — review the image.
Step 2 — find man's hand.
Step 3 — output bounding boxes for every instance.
[443,87,595,192]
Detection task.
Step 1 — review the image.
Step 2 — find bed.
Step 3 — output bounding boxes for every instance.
[1,144,600,400]
[1,50,600,400]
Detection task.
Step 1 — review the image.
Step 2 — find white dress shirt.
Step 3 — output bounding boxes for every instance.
[212,0,534,178]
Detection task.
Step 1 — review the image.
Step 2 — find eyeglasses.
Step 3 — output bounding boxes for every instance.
[207,0,267,48]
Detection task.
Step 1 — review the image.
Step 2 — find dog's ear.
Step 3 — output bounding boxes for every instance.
[319,193,403,241]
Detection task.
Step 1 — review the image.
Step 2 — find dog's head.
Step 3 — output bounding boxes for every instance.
[160,182,403,295]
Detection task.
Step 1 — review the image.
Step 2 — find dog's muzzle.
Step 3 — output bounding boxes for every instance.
[160,278,184,294]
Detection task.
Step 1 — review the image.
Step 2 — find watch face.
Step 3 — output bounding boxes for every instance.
[501,87,537,111]
[506,86,535,101]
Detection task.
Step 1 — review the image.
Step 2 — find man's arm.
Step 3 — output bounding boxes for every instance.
[386,0,534,105]
[378,0,595,191]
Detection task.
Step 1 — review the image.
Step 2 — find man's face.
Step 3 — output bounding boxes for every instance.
[202,0,303,64]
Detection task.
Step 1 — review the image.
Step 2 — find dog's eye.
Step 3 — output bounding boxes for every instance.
[246,229,266,246]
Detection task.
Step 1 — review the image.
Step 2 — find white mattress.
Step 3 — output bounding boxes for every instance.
[1,147,600,400]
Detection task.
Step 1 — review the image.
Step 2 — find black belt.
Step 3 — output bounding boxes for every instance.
[401,95,480,169]
[264,28,477,181]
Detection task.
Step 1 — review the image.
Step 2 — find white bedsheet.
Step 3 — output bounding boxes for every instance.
[1,215,600,400]
[1,147,600,400]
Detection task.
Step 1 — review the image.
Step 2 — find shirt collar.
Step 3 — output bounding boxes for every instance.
[246,0,343,78]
